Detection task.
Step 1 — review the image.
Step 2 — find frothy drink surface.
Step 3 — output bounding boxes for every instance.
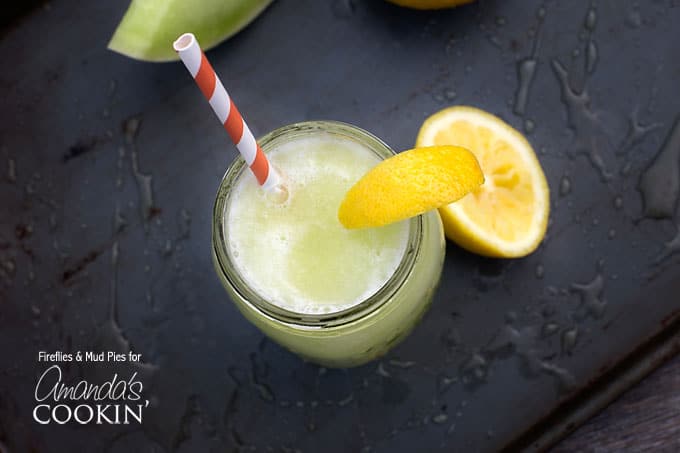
[226,134,409,315]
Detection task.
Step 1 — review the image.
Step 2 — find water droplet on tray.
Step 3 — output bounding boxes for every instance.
[540,361,575,390]
[130,148,156,226]
[376,362,391,378]
[514,59,538,115]
[535,264,545,279]
[108,79,117,96]
[584,8,597,31]
[542,322,559,337]
[537,6,546,20]
[437,374,457,394]
[116,146,126,189]
[255,382,275,402]
[653,225,680,264]
[617,109,662,168]
[487,34,502,49]
[559,175,572,196]
[613,196,623,210]
[162,239,174,257]
[337,393,354,407]
[432,413,448,424]
[561,328,578,354]
[586,41,598,74]
[551,59,612,181]
[638,116,680,220]
[123,116,141,145]
[113,204,127,233]
[388,359,415,369]
[571,273,607,319]
[461,352,488,382]
[2,258,16,277]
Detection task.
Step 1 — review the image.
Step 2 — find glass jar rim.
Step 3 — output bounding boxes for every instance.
[212,120,423,328]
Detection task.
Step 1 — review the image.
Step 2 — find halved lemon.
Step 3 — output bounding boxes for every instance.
[338,146,484,229]
[416,106,550,258]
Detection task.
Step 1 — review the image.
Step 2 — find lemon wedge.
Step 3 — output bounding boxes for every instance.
[338,146,484,229]
[416,106,550,258]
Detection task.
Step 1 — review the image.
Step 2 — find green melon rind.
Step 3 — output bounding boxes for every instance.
[108,0,273,62]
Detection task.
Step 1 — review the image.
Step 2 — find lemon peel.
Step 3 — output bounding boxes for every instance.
[339,146,484,229]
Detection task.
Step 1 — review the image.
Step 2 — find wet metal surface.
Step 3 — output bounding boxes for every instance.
[1,0,680,451]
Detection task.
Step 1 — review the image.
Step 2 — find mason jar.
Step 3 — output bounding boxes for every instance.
[212,121,445,367]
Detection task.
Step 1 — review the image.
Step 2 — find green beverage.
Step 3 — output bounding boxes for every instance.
[212,121,445,367]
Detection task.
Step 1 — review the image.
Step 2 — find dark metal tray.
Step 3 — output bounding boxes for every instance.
[1,0,679,451]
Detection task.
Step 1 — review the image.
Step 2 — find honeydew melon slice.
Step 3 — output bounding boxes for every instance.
[108,0,273,62]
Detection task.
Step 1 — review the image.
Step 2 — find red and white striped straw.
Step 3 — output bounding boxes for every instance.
[173,33,281,190]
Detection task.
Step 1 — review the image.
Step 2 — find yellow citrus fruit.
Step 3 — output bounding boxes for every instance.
[338,146,484,229]
[416,106,550,258]
[386,0,476,10]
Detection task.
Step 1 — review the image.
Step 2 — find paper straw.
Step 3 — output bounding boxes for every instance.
[173,33,281,190]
